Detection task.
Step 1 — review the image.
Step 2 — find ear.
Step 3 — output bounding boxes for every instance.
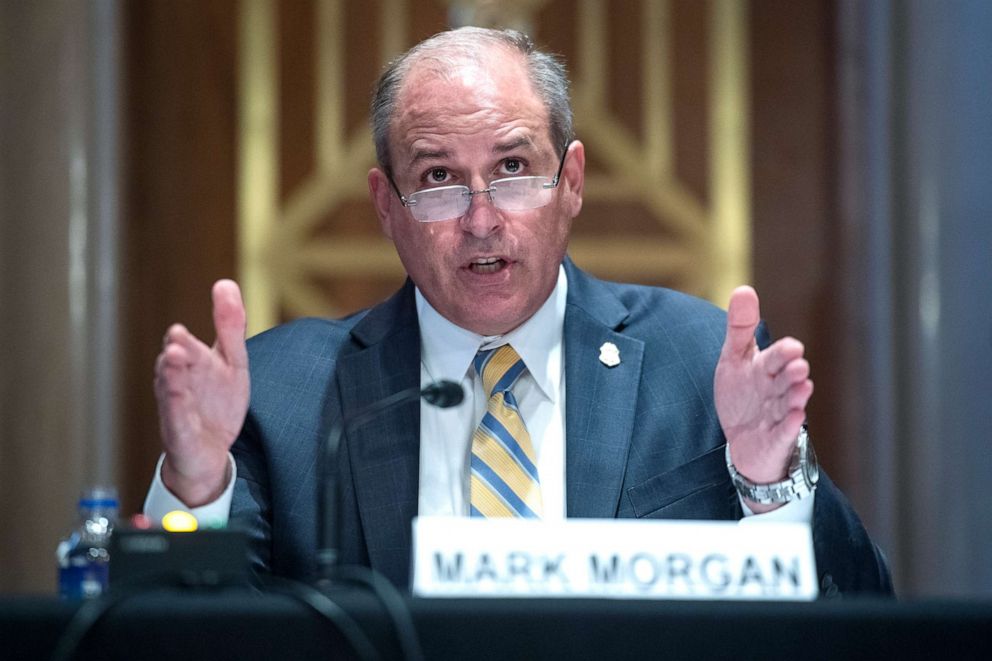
[561,140,585,218]
[368,167,396,240]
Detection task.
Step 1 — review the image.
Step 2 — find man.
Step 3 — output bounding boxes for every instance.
[147,27,892,595]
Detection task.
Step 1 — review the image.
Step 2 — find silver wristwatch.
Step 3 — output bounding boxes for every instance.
[725,426,819,505]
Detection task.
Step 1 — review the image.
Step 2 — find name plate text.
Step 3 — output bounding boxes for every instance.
[411,517,818,600]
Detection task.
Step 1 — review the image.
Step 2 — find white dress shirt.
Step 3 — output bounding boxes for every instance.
[416,265,568,518]
[145,264,812,525]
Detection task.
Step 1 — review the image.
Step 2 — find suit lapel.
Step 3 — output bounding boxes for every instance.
[333,263,645,567]
[563,261,645,517]
[335,281,421,574]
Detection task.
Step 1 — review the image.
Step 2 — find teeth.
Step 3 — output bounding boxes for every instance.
[469,257,504,274]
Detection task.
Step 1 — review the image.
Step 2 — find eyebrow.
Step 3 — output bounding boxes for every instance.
[493,137,537,154]
[404,137,537,169]
[407,148,450,169]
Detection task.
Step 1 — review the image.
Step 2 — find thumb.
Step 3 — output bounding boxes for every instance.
[722,285,761,359]
[212,279,248,368]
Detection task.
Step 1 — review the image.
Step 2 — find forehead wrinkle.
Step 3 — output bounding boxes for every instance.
[407,148,450,169]
[391,56,552,172]
[493,136,537,154]
[396,105,501,161]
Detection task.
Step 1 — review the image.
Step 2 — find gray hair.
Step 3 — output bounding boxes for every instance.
[370,27,574,174]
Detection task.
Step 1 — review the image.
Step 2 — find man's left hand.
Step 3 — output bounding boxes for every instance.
[714,286,813,512]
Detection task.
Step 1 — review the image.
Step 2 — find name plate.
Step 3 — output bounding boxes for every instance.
[412,517,818,600]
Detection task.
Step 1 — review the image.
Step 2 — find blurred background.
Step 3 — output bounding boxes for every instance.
[1,0,989,597]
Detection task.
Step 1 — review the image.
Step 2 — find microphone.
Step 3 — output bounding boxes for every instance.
[421,379,465,408]
[316,379,464,581]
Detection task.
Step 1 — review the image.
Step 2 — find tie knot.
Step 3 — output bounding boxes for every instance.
[474,344,527,398]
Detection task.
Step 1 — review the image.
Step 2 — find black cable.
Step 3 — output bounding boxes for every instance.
[50,571,380,661]
[259,574,380,661]
[324,565,425,661]
[51,571,244,661]
[52,584,134,661]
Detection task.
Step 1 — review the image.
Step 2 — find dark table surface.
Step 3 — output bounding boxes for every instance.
[3,588,991,660]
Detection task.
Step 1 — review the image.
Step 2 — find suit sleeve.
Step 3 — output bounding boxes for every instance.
[811,472,894,596]
[229,411,274,581]
[756,321,893,595]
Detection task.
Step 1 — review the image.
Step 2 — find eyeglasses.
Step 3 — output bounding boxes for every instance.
[386,144,570,223]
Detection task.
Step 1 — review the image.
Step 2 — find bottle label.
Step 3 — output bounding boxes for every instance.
[59,561,109,599]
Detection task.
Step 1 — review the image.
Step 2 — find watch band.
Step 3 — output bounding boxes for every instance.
[725,426,818,505]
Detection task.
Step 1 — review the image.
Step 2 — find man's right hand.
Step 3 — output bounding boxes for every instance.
[154,280,250,507]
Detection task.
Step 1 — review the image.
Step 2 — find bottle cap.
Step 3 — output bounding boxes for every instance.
[79,486,119,509]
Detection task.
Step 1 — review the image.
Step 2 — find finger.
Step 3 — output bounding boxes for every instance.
[212,279,248,369]
[156,344,192,397]
[164,323,211,365]
[163,323,188,348]
[758,337,805,376]
[787,379,814,411]
[721,286,761,359]
[771,379,814,422]
[153,351,169,396]
[771,358,810,396]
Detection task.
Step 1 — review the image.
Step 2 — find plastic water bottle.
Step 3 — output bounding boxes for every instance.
[56,486,119,599]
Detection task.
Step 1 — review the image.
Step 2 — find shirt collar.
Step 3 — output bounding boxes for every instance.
[416,265,567,403]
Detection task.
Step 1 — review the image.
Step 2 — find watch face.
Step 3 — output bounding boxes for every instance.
[803,439,820,485]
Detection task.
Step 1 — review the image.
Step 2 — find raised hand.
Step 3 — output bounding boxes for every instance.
[714,286,813,511]
[154,280,250,507]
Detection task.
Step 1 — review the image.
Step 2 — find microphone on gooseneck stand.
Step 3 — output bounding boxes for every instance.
[420,380,465,408]
[316,379,464,582]
[312,379,461,661]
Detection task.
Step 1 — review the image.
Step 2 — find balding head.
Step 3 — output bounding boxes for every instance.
[370,27,574,174]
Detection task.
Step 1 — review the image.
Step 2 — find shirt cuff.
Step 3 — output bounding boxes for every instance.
[143,453,236,528]
[737,490,815,524]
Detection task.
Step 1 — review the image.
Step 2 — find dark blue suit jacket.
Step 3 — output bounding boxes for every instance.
[231,259,893,595]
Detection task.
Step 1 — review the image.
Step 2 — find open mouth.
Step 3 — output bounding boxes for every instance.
[468,256,508,274]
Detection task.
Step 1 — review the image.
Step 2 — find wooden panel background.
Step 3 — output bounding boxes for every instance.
[749,1,844,480]
[121,0,239,513]
[120,0,850,518]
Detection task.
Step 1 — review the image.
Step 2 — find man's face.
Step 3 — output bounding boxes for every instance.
[369,51,585,336]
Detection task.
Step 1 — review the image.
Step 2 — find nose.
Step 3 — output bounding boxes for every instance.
[459,184,502,239]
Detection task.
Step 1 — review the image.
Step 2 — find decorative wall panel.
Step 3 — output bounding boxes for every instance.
[239,0,749,335]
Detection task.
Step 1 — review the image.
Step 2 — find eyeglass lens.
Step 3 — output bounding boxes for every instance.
[408,176,553,222]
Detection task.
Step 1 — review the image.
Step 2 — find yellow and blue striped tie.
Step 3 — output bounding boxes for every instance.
[470,345,543,518]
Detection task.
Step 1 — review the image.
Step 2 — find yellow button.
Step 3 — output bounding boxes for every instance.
[161,510,199,532]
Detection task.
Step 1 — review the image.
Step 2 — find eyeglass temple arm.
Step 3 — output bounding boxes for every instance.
[550,141,572,187]
[384,170,412,206]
